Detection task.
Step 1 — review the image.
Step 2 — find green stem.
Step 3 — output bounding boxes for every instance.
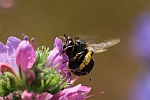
[19,66,23,80]
[18,66,26,90]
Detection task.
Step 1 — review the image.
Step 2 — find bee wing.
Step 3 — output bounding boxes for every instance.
[87,38,120,53]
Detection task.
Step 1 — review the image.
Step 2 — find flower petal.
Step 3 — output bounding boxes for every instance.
[16,40,36,73]
[45,37,71,83]
[46,37,68,70]
[47,37,63,62]
[21,90,34,100]
[0,97,4,100]
[0,42,6,53]
[60,68,71,83]
[51,84,91,100]
[6,36,21,51]
[36,92,53,100]
[54,37,63,51]
[0,62,17,76]
[0,36,21,73]
[25,70,35,85]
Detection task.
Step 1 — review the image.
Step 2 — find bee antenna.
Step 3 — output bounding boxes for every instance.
[64,34,68,40]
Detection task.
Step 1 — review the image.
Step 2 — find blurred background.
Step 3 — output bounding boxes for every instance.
[0,0,150,100]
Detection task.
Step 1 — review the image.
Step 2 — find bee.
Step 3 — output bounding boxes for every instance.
[61,34,120,76]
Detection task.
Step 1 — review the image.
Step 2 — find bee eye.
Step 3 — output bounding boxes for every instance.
[68,37,71,39]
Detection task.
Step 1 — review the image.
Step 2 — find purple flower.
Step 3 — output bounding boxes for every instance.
[130,12,150,100]
[51,84,91,100]
[46,37,69,70]
[131,12,150,63]
[46,37,71,82]
[0,36,21,73]
[21,90,53,100]
[36,92,53,100]
[0,36,36,74]
[0,36,37,98]
[21,90,34,100]
[21,84,91,100]
[16,40,36,73]
[0,36,102,99]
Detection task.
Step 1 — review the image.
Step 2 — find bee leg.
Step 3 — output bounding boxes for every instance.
[62,60,69,63]
[76,51,85,55]
[62,51,85,63]
[63,57,76,63]
[72,51,84,60]
[60,45,75,55]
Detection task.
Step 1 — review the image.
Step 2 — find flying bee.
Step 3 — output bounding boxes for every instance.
[61,34,120,76]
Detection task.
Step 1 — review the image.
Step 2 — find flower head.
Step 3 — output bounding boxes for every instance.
[0,35,102,99]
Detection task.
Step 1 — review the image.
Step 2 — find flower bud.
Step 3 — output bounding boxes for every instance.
[25,70,35,85]
[16,40,36,73]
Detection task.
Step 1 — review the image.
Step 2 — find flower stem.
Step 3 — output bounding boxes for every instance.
[19,66,23,80]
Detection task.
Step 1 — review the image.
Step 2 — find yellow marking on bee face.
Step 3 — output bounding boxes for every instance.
[79,51,93,70]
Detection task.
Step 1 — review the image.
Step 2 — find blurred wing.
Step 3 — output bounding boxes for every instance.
[87,38,120,53]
